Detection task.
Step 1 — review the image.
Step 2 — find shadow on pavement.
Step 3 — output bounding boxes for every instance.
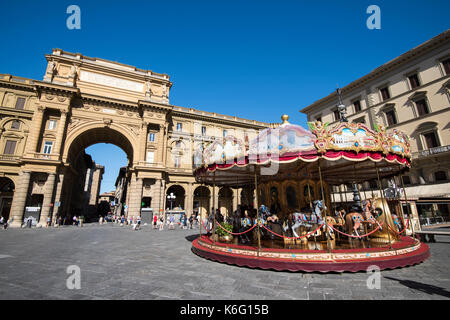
[384,276,450,298]
[185,234,200,242]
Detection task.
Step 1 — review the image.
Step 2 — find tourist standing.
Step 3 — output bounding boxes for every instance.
[153,214,158,229]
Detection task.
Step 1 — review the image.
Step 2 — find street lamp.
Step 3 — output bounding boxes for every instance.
[167,192,176,211]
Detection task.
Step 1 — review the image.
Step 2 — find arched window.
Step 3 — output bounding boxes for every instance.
[434,171,447,182]
[286,186,297,209]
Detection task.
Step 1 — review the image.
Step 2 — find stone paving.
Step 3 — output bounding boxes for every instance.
[0,223,449,300]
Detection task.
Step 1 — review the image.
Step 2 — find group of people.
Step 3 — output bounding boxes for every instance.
[110,215,142,230]
[152,213,199,231]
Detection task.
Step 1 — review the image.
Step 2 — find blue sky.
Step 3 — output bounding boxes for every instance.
[1,0,448,193]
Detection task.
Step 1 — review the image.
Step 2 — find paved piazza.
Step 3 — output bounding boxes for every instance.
[0,223,449,300]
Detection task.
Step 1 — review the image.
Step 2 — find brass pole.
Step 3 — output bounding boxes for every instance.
[399,169,415,238]
[318,159,332,252]
[254,165,261,256]
[213,170,216,244]
[375,163,393,249]
[306,167,318,250]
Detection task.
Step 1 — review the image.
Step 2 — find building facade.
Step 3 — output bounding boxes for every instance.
[301,30,450,225]
[0,49,271,227]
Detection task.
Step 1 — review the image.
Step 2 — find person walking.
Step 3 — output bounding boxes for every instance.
[153,214,158,229]
[189,215,193,229]
[159,215,164,230]
[0,216,7,230]
[169,214,175,230]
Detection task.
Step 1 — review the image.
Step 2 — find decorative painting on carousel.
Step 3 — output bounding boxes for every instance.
[327,123,379,152]
[202,136,246,165]
[248,124,316,157]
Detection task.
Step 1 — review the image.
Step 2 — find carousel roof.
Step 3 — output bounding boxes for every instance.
[193,115,411,187]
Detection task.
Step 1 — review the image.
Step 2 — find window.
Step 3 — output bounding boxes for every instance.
[442,58,450,75]
[174,156,181,168]
[434,171,447,182]
[148,133,155,143]
[15,97,25,110]
[175,140,182,148]
[354,116,366,124]
[315,116,322,123]
[48,120,57,130]
[423,131,440,149]
[401,175,411,185]
[43,141,53,154]
[223,129,228,138]
[408,74,421,89]
[333,109,341,121]
[415,99,429,116]
[385,109,397,126]
[353,100,361,112]
[3,140,17,155]
[380,87,390,101]
[146,151,154,163]
[11,120,20,130]
[176,123,182,132]
[201,126,206,136]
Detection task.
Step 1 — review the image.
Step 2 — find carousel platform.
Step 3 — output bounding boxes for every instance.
[191,236,430,273]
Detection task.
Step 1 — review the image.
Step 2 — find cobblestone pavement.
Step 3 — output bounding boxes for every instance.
[0,223,449,300]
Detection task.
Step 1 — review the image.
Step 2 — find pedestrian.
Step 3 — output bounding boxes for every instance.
[136,216,141,230]
[189,215,193,229]
[153,214,158,229]
[169,214,175,230]
[159,215,164,230]
[73,215,77,226]
[0,216,7,230]
[183,214,188,229]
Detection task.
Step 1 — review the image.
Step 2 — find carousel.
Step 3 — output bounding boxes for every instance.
[191,112,430,272]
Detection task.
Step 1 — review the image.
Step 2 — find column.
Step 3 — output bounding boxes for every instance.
[232,188,238,213]
[26,106,45,155]
[39,173,56,226]
[158,124,165,163]
[128,174,143,218]
[54,110,68,157]
[52,173,65,224]
[152,179,162,214]
[9,171,31,227]
[139,121,148,164]
[186,183,193,216]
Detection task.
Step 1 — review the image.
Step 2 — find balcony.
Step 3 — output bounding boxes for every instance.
[0,154,21,162]
[412,145,450,159]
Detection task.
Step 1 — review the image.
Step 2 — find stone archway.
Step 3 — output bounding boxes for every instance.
[0,177,15,220]
[218,187,233,218]
[57,125,136,223]
[193,186,210,219]
[165,184,186,210]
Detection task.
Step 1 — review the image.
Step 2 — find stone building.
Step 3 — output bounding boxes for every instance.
[0,49,271,226]
[300,30,450,223]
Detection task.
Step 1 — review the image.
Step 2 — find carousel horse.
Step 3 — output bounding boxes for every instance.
[344,207,365,237]
[362,200,382,230]
[258,205,283,239]
[283,200,325,238]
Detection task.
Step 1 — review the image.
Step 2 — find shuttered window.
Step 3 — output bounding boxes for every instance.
[15,97,25,110]
[3,140,17,155]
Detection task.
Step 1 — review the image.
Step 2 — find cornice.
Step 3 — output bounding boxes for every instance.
[301,29,450,114]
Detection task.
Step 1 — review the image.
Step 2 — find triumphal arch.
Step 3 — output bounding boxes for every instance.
[0,49,270,227]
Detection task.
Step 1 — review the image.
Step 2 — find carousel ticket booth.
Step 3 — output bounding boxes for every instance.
[191,115,430,272]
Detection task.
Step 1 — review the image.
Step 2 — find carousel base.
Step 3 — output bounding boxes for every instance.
[191,236,430,273]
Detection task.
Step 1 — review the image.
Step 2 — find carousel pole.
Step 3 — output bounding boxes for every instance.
[318,159,332,252]
[375,162,393,250]
[307,166,318,250]
[399,167,416,239]
[254,165,261,256]
[213,170,216,244]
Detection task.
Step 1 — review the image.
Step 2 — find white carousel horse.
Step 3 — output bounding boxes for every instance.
[283,200,325,238]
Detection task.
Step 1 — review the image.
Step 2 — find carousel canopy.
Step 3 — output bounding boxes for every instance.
[193,115,411,187]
